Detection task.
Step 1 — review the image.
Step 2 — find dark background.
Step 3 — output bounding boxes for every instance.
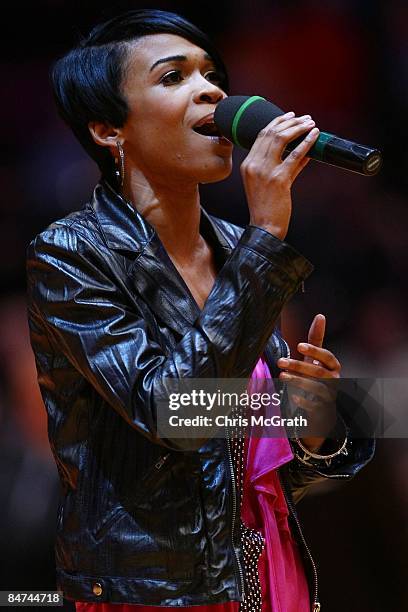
[1,1,407,611]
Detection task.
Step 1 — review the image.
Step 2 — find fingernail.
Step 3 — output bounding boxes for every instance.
[306,128,319,141]
[298,343,308,351]
[301,115,312,121]
[279,358,289,366]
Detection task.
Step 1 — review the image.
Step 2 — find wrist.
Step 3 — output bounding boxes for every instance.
[293,414,349,467]
[298,436,325,453]
[248,220,287,240]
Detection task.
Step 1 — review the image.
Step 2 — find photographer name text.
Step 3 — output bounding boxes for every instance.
[168,414,307,428]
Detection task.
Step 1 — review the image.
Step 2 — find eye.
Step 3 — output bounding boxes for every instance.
[160,70,183,86]
[204,70,224,85]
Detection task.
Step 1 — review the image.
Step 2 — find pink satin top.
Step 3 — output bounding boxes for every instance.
[76,357,310,612]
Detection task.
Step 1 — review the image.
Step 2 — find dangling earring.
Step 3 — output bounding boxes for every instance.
[115,141,125,188]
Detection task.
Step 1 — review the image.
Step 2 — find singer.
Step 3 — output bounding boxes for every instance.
[26,9,374,612]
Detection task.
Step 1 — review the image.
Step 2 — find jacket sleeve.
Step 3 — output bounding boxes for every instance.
[284,385,376,503]
[27,223,313,451]
[286,439,376,504]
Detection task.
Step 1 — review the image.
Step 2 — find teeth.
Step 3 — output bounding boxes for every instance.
[194,114,214,128]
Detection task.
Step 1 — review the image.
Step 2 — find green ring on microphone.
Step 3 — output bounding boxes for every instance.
[232,96,266,146]
[313,131,334,160]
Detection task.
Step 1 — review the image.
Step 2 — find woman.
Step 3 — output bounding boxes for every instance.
[26,9,375,612]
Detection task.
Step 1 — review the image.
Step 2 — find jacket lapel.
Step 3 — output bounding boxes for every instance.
[91,181,233,338]
[129,235,201,335]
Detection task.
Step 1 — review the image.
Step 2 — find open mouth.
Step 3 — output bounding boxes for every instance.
[193,122,223,137]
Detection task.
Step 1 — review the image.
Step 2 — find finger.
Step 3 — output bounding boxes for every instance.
[277,357,335,379]
[250,112,296,154]
[269,120,316,153]
[291,394,338,432]
[275,115,314,134]
[249,118,316,165]
[291,394,338,436]
[308,313,326,348]
[304,313,326,365]
[283,128,320,175]
[292,156,310,180]
[297,343,341,372]
[291,393,323,413]
[272,111,296,125]
[263,111,312,130]
[279,373,337,402]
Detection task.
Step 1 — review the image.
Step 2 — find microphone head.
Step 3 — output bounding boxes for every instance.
[214,95,285,149]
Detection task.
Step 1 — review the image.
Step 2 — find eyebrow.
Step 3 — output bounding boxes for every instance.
[149,53,213,72]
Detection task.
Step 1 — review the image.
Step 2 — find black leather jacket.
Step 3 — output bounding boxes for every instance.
[26,181,375,608]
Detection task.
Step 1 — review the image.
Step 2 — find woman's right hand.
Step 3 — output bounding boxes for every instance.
[240,112,320,240]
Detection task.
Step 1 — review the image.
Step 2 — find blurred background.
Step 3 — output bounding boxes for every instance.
[1,0,407,610]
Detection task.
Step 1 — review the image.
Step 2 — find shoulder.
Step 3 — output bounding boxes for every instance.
[27,204,106,259]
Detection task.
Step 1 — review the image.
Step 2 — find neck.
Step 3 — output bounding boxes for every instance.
[122,168,204,262]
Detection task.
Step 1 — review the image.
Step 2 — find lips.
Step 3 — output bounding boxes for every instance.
[192,113,223,137]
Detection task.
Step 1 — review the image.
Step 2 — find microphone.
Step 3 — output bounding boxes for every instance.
[214,95,382,176]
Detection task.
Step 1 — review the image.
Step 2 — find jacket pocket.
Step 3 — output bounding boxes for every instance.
[92,451,177,541]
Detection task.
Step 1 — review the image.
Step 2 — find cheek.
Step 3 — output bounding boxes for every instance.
[125,103,189,167]
[134,93,186,138]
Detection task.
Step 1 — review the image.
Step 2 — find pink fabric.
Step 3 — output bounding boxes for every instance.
[76,358,309,612]
[244,357,310,612]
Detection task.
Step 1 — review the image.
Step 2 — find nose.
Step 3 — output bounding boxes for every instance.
[193,74,225,105]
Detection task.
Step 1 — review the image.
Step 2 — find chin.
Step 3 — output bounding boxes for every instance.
[197,157,233,185]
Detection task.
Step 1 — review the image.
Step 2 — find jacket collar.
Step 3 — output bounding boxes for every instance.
[91,180,234,335]
[92,179,233,256]
[91,180,154,253]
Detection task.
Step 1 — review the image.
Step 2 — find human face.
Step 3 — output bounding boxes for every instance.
[119,33,233,187]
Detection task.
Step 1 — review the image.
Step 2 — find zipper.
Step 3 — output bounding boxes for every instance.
[279,472,321,611]
[278,334,349,610]
[154,453,171,470]
[225,434,246,602]
[138,451,174,492]
[278,336,321,610]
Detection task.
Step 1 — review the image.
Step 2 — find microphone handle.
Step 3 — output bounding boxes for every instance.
[286,131,382,176]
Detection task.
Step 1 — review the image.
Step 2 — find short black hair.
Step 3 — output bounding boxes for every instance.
[51,9,229,185]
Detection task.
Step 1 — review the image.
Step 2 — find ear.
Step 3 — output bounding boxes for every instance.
[88,121,122,155]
